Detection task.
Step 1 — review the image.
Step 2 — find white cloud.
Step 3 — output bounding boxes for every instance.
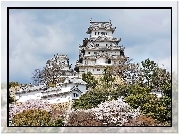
[9,10,77,83]
[1,1,176,84]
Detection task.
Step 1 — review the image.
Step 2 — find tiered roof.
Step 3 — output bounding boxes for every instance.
[86,21,116,34]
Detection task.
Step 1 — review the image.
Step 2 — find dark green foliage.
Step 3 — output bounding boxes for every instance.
[124,84,153,109]
[49,118,64,126]
[124,85,171,122]
[72,87,108,110]
[109,85,130,99]
[141,58,158,88]
[9,94,15,104]
[82,72,98,89]
[100,67,115,89]
[124,58,171,122]
[9,82,19,88]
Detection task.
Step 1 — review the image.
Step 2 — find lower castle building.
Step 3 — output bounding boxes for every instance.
[15,76,87,104]
[15,54,87,104]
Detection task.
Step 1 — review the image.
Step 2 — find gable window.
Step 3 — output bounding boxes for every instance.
[108,59,111,64]
[120,51,124,56]
[73,93,79,97]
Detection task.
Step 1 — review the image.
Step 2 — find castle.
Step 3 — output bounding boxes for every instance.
[14,20,127,104]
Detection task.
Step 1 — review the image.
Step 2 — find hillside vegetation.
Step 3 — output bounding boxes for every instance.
[9,58,171,126]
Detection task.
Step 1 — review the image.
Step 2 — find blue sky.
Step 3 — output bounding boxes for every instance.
[7,8,172,84]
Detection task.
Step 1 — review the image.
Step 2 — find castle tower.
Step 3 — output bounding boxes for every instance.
[46,54,71,71]
[74,20,126,77]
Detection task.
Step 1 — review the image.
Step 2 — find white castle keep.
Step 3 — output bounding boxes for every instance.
[74,20,126,77]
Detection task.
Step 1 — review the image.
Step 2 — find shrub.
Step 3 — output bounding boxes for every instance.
[11,109,51,126]
[10,100,66,126]
[49,118,64,126]
[72,87,108,110]
[124,115,170,126]
[124,115,157,126]
[90,97,140,126]
[9,99,52,121]
[65,110,104,126]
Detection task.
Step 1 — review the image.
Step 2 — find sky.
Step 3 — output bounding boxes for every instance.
[1,1,177,84]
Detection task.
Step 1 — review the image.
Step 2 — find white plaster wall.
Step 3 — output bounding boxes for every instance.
[47,90,58,95]
[92,67,104,74]
[96,57,106,65]
[85,50,120,57]
[68,83,76,88]
[87,60,95,65]
[79,67,104,75]
[79,68,85,73]
[62,66,70,70]
[46,94,71,104]
[57,59,68,64]
[16,91,42,102]
[78,85,86,93]
[86,67,94,73]
[99,42,112,47]
[91,30,112,37]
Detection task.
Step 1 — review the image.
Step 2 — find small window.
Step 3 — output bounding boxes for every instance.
[101,32,105,35]
[106,44,108,46]
[97,69,100,71]
[95,32,96,35]
[94,52,97,54]
[73,93,79,97]
[98,32,100,35]
[102,51,104,52]
[120,51,124,56]
[106,33,107,35]
[88,52,90,54]
[108,59,111,64]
